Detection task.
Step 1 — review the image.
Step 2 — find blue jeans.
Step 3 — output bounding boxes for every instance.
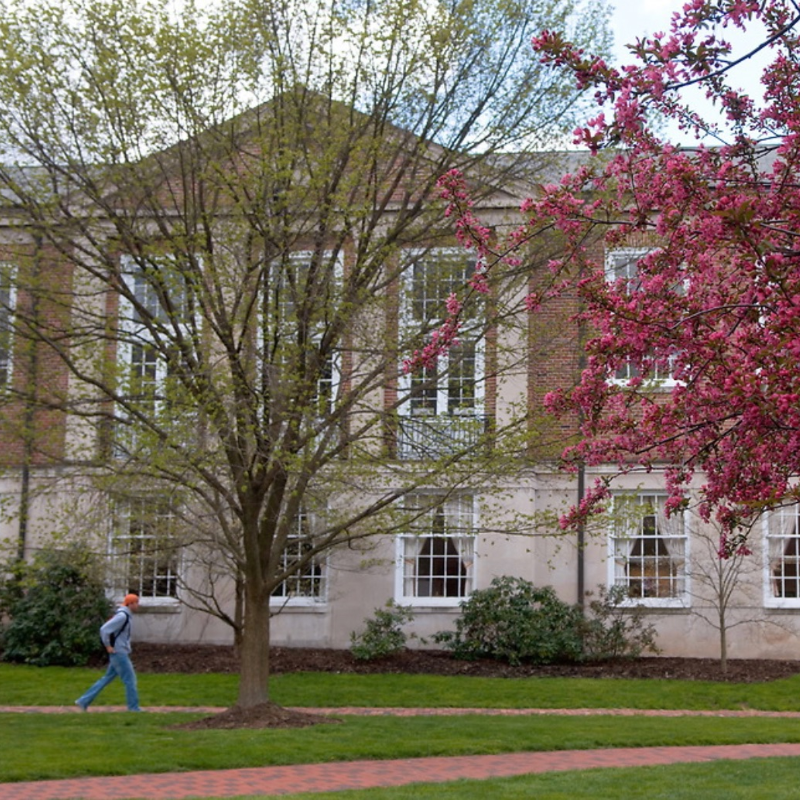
[76,653,141,711]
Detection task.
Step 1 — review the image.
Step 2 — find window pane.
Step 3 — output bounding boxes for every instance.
[611,494,685,601]
[410,362,438,415]
[0,264,14,386]
[411,252,476,326]
[400,493,475,600]
[113,497,179,600]
[447,341,477,413]
[769,507,800,599]
[272,511,326,600]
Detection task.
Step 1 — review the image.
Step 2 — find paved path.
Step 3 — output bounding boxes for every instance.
[3,706,800,799]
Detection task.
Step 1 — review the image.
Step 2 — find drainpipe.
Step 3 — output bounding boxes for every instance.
[17,237,42,561]
[577,461,585,610]
[576,289,587,610]
[17,462,30,561]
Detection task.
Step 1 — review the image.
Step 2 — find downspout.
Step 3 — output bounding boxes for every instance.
[576,279,587,610]
[577,460,585,609]
[17,462,30,560]
[17,237,42,561]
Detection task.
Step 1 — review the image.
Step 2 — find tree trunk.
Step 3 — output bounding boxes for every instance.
[233,572,245,653]
[719,612,728,676]
[236,588,271,708]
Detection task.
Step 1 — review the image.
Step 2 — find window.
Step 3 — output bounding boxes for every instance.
[398,249,485,458]
[271,510,326,605]
[114,256,198,456]
[609,492,687,606]
[766,505,800,607]
[118,255,195,409]
[396,493,476,605]
[110,496,180,604]
[262,251,341,418]
[0,263,15,388]
[605,249,679,385]
[606,248,646,290]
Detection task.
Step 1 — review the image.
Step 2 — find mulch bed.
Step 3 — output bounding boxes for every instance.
[125,642,800,683]
[173,701,339,730]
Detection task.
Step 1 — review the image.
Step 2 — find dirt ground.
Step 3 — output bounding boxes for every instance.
[128,642,800,683]
[122,644,800,729]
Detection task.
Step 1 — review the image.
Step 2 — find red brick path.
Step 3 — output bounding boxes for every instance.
[3,707,800,799]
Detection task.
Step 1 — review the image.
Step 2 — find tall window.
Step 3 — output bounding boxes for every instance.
[111,496,180,603]
[606,249,678,384]
[396,493,476,605]
[118,255,194,410]
[609,493,687,606]
[262,251,341,418]
[271,510,326,604]
[406,249,482,416]
[0,263,15,388]
[398,250,485,458]
[766,505,800,606]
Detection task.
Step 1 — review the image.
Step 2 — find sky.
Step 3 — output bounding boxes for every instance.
[607,0,768,144]
[610,0,680,62]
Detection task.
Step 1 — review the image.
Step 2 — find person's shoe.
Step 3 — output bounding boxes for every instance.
[74,700,88,712]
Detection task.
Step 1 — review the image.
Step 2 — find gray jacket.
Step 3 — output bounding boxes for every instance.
[100,607,134,654]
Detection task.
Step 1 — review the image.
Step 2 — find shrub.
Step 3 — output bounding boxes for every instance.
[0,545,112,667]
[433,576,584,665]
[435,578,662,666]
[580,584,661,660]
[350,600,415,661]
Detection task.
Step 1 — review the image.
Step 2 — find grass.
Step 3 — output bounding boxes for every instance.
[2,662,800,797]
[215,759,800,800]
[6,663,800,712]
[1,707,800,781]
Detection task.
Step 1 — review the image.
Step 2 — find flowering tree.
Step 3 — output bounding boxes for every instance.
[430,0,800,553]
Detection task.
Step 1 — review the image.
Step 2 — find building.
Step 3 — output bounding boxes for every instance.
[0,104,798,663]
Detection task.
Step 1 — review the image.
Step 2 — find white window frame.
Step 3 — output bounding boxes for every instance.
[117,254,195,410]
[607,491,688,608]
[605,248,679,387]
[0,263,16,389]
[395,492,477,607]
[398,248,485,418]
[262,251,342,417]
[764,505,800,608]
[109,495,181,607]
[270,508,327,607]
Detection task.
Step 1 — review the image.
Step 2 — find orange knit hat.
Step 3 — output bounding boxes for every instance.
[122,593,140,607]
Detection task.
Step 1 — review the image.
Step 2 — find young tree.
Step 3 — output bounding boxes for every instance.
[434,0,800,550]
[0,0,611,710]
[682,515,763,675]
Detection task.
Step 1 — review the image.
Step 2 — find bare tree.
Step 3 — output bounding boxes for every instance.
[0,0,610,709]
[683,515,764,675]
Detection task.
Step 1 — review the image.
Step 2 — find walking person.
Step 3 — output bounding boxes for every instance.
[75,593,142,712]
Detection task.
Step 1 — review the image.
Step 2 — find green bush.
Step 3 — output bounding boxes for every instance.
[435,577,661,666]
[0,546,112,666]
[350,600,415,661]
[580,584,661,660]
[433,577,584,665]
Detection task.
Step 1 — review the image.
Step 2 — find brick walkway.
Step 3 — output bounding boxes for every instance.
[3,706,800,799]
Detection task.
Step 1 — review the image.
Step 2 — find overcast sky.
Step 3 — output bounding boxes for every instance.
[607,0,769,144]
[610,0,678,63]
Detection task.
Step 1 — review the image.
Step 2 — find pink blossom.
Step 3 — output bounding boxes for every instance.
[434,0,800,554]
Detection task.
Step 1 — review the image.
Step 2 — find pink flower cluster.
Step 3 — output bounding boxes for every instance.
[438,0,800,549]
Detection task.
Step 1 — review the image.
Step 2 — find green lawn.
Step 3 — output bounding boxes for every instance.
[242,759,800,800]
[2,710,800,783]
[5,663,800,712]
[2,662,800,799]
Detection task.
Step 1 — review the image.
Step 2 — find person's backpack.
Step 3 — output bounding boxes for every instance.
[103,609,130,648]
